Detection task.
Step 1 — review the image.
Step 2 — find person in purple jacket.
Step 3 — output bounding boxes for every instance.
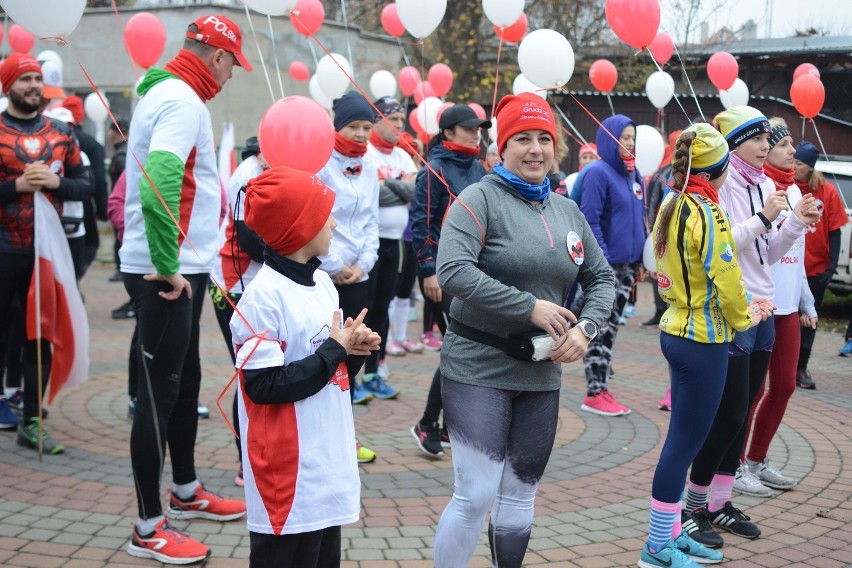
[578,114,646,417]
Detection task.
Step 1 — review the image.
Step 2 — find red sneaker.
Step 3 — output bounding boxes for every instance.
[580,389,630,417]
[168,484,246,521]
[127,519,211,565]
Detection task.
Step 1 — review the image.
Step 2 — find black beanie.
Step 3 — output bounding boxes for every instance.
[242,136,260,160]
[332,91,376,131]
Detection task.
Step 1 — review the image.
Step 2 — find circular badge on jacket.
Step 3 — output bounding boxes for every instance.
[567,231,584,266]
[632,182,643,199]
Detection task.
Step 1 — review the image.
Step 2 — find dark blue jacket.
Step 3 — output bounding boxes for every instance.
[578,114,646,264]
[411,143,486,278]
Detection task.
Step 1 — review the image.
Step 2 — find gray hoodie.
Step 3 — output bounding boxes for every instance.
[437,174,615,391]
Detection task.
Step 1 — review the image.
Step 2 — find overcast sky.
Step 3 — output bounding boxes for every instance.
[662,0,851,39]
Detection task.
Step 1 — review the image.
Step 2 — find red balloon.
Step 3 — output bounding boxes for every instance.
[707,52,738,91]
[605,0,660,49]
[436,101,454,123]
[0,27,5,47]
[793,63,820,81]
[398,66,421,97]
[259,96,335,173]
[380,4,405,38]
[589,59,618,93]
[413,81,436,105]
[468,103,486,120]
[428,64,453,97]
[494,12,528,44]
[124,13,166,69]
[409,106,424,133]
[790,74,825,119]
[8,25,34,54]
[417,131,431,146]
[289,61,310,82]
[291,0,325,37]
[649,31,674,65]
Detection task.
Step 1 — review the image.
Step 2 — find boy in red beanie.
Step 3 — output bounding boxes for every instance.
[230,166,380,568]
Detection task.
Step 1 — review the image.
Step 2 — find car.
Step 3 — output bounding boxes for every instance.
[813,159,852,296]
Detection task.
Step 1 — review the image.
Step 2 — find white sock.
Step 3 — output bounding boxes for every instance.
[172,480,201,500]
[135,515,164,535]
[389,297,409,343]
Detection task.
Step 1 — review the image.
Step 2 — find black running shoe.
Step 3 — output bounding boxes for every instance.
[682,508,724,549]
[410,421,444,457]
[111,301,136,320]
[709,501,761,539]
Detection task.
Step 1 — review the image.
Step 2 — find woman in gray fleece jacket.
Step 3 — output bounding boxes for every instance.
[433,94,615,568]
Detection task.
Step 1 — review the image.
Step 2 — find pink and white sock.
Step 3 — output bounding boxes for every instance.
[708,473,735,513]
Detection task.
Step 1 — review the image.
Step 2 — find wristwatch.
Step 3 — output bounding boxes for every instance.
[575,320,598,341]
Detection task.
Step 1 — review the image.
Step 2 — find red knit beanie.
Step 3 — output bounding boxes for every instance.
[578,143,598,159]
[494,94,557,157]
[244,166,336,255]
[61,96,86,125]
[0,53,41,94]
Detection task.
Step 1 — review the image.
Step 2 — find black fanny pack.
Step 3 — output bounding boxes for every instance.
[448,320,555,362]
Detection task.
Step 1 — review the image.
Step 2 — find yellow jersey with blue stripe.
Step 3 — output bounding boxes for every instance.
[654,192,753,343]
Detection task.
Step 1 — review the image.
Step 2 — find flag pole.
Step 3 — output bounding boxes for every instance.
[33,191,44,461]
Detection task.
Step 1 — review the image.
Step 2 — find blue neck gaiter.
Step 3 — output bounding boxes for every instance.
[493,163,550,202]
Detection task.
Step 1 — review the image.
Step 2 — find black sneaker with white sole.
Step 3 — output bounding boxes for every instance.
[708,501,761,539]
[682,508,724,549]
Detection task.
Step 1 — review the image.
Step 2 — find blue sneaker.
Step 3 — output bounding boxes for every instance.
[352,383,373,405]
[363,374,400,399]
[624,303,636,318]
[638,542,700,568]
[840,338,852,357]
[674,533,723,564]
[0,399,18,430]
[7,389,23,413]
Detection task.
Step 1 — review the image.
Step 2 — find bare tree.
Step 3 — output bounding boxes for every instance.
[665,0,732,47]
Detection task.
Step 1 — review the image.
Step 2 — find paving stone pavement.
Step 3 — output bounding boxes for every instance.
[1,264,851,567]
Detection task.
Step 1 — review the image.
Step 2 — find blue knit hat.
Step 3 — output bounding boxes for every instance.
[332,91,376,131]
[794,141,819,169]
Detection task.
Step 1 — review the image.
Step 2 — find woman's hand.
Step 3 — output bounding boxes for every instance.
[550,326,589,363]
[799,313,818,329]
[747,296,775,323]
[423,275,442,303]
[793,194,820,225]
[761,191,789,222]
[333,266,354,285]
[530,300,577,341]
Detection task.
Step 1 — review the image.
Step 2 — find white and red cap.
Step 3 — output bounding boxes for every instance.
[186,15,253,72]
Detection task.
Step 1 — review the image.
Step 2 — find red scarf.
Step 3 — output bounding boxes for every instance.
[622,155,636,172]
[369,130,397,154]
[164,49,220,102]
[795,179,811,194]
[334,132,368,157]
[763,162,795,192]
[443,140,480,156]
[682,174,719,204]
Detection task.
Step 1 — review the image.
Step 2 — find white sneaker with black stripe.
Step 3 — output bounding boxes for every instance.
[733,463,772,497]
[748,459,797,490]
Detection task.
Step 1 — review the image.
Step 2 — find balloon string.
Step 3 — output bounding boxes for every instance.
[647,48,693,127]
[218,329,269,441]
[606,92,615,117]
[560,125,585,148]
[490,34,505,120]
[552,101,588,146]
[110,0,141,81]
[267,14,285,99]
[672,43,705,121]
[290,12,486,246]
[243,5,276,104]
[564,92,641,157]
[809,119,849,208]
[307,35,320,65]
[340,0,356,87]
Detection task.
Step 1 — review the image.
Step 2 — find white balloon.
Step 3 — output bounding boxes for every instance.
[37,50,63,73]
[488,117,498,146]
[309,75,333,109]
[634,124,665,177]
[512,74,546,100]
[0,0,86,38]
[642,234,656,272]
[518,29,575,89]
[370,70,398,100]
[645,71,675,109]
[396,0,447,39]
[84,92,109,123]
[239,0,298,16]
[720,78,749,110]
[483,0,524,27]
[315,53,352,101]
[0,98,7,114]
[416,96,444,135]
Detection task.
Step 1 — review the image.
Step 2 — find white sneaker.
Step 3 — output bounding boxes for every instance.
[733,463,772,497]
[748,459,797,490]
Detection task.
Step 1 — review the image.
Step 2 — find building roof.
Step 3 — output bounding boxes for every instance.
[690,35,852,57]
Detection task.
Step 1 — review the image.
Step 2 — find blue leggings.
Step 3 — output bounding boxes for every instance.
[652,333,729,503]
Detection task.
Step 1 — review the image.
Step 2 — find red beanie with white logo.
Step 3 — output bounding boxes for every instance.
[494,94,557,156]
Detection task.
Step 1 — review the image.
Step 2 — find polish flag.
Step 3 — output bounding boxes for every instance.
[26,192,90,404]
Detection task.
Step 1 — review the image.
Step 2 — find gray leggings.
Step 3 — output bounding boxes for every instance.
[434,378,559,568]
